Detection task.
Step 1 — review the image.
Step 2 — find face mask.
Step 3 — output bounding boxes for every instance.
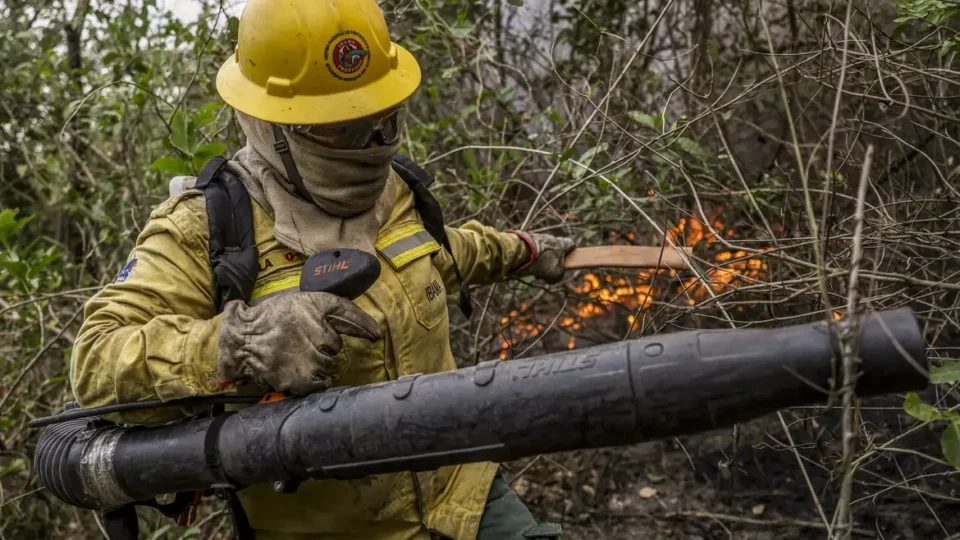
[292,135,401,217]
[237,111,399,217]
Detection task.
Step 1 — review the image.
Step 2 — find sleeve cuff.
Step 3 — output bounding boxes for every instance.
[505,230,537,273]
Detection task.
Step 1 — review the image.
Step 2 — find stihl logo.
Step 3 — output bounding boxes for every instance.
[510,354,598,380]
[314,259,352,276]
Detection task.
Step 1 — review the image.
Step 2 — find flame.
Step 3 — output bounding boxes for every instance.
[497,211,772,359]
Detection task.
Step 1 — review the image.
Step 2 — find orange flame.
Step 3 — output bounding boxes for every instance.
[497,212,771,359]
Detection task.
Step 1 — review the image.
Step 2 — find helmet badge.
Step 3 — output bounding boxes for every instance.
[325,31,371,81]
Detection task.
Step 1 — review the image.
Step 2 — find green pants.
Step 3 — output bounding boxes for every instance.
[474,472,562,540]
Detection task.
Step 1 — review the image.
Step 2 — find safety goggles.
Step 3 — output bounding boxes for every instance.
[286,107,404,150]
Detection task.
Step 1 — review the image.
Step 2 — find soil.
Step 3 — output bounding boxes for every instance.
[508,391,960,540]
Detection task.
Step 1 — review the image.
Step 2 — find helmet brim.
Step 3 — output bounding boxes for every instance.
[216,44,422,126]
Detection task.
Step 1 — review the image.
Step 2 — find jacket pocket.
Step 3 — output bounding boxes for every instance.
[378,221,447,330]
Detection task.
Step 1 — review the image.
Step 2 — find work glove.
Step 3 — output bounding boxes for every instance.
[508,231,577,284]
[217,291,381,396]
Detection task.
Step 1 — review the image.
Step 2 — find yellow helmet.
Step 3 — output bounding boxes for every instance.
[215,0,421,126]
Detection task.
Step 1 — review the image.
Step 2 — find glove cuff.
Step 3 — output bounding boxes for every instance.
[505,230,537,273]
[216,299,250,385]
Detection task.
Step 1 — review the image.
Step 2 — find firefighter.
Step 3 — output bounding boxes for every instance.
[69,0,573,538]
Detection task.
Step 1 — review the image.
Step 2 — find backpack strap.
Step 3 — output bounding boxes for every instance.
[391,152,473,319]
[204,411,256,540]
[177,160,261,540]
[194,157,260,312]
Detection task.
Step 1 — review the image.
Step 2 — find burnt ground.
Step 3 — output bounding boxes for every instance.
[507,391,960,540]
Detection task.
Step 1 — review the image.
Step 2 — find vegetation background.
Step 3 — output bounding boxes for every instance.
[2,0,960,538]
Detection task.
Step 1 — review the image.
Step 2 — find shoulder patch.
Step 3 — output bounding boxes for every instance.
[115,258,138,283]
[376,222,441,270]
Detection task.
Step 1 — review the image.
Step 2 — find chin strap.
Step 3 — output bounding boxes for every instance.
[271,124,317,206]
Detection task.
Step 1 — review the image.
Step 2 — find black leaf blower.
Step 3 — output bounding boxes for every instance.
[34,303,928,513]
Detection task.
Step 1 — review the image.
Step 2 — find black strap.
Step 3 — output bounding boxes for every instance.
[391,153,472,319]
[271,125,317,206]
[195,157,260,312]
[204,412,256,540]
[101,490,197,540]
[102,506,139,540]
[196,162,259,537]
[391,151,436,188]
[101,410,256,540]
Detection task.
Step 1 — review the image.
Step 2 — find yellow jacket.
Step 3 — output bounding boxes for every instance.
[70,174,530,540]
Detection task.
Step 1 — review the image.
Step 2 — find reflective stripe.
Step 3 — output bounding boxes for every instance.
[257,250,306,275]
[376,222,424,249]
[249,274,299,305]
[376,223,441,270]
[380,231,438,266]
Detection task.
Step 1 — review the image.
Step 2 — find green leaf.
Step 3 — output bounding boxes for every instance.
[931,359,960,384]
[149,525,173,540]
[943,420,960,470]
[0,459,25,478]
[193,101,223,128]
[450,23,475,38]
[708,39,720,62]
[940,39,953,57]
[578,143,608,164]
[150,157,192,176]
[0,209,32,246]
[192,142,228,170]
[629,111,665,129]
[573,143,609,180]
[227,16,240,41]
[646,473,667,484]
[546,106,565,126]
[904,391,942,422]
[43,375,69,386]
[676,137,707,158]
[169,110,191,153]
[507,0,524,5]
[891,21,913,40]
[462,149,479,173]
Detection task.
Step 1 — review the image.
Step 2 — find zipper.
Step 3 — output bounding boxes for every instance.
[413,472,445,538]
[411,471,432,534]
[411,471,425,515]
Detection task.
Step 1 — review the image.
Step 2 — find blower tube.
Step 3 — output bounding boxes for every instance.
[35,308,928,512]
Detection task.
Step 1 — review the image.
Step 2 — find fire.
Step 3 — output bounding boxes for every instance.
[496,211,772,360]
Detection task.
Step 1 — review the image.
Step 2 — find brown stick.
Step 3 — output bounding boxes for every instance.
[563,246,693,270]
[662,511,876,538]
